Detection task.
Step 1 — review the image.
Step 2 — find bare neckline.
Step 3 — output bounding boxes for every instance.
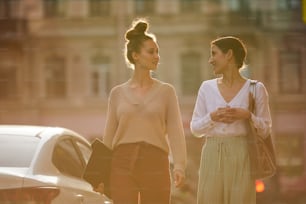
[215,78,249,104]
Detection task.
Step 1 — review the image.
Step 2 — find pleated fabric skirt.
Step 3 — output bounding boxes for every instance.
[197,136,256,204]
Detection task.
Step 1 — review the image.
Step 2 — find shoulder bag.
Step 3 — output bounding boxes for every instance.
[247,80,277,180]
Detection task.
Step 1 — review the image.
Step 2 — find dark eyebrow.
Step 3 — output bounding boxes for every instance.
[147,47,158,52]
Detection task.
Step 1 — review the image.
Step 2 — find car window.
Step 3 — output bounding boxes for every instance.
[0,135,39,167]
[75,141,92,165]
[52,138,84,178]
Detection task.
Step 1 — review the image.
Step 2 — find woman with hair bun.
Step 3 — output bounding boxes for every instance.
[191,36,272,204]
[100,19,187,204]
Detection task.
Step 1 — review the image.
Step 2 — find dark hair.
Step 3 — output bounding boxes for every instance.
[125,19,155,67]
[211,36,247,69]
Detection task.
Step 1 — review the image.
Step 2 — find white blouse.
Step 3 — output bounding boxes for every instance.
[190,78,272,138]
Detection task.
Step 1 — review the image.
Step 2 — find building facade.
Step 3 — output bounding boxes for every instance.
[1,0,306,200]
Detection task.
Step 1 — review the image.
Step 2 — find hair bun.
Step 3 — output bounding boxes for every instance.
[125,21,148,41]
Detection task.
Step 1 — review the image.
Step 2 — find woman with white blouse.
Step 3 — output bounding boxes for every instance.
[190,36,272,204]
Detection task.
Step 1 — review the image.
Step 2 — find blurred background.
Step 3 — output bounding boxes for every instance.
[0,0,305,203]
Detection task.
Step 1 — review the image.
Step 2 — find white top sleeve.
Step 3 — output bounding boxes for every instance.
[190,81,216,137]
[250,82,272,138]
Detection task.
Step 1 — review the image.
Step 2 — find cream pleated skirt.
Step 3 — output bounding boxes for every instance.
[197,136,256,204]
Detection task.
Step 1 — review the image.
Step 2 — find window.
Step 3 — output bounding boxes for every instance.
[90,55,110,97]
[89,0,110,17]
[279,50,301,94]
[180,0,202,12]
[0,65,17,99]
[135,0,155,14]
[52,138,85,178]
[0,0,10,18]
[75,141,92,165]
[180,53,202,95]
[228,0,250,12]
[276,133,304,176]
[277,0,300,10]
[205,0,220,2]
[43,0,63,18]
[45,56,66,98]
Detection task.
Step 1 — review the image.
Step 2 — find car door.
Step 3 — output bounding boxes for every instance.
[52,136,110,204]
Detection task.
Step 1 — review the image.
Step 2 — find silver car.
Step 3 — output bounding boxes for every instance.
[0,125,112,204]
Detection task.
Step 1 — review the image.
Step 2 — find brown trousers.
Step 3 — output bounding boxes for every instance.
[110,142,171,204]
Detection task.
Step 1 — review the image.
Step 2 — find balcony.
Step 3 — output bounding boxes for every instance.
[0,19,28,42]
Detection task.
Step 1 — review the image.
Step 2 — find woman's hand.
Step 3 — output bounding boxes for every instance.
[93,182,104,194]
[211,106,251,124]
[173,169,185,188]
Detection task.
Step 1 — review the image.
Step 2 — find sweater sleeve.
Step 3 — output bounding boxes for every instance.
[190,83,216,137]
[103,88,118,149]
[250,82,272,138]
[166,85,187,173]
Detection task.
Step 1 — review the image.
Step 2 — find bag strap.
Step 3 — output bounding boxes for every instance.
[249,80,258,98]
[249,80,258,113]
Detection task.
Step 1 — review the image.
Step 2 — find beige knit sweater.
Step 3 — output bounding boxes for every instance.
[103,79,187,172]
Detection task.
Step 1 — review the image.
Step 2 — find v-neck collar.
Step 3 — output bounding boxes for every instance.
[122,79,162,105]
[215,78,250,105]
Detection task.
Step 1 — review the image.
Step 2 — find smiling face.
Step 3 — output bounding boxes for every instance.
[208,44,229,75]
[133,39,160,71]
